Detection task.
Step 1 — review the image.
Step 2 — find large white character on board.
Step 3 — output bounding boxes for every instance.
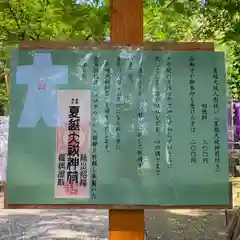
[16,53,68,127]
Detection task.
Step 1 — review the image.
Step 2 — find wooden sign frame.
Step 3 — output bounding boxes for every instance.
[5,40,232,210]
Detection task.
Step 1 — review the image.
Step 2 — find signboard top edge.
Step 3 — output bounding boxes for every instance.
[18,40,214,51]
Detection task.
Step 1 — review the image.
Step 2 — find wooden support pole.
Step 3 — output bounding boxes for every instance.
[109,209,145,240]
[109,0,144,239]
[110,0,143,44]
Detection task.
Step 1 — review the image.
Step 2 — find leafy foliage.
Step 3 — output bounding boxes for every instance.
[0,0,108,110]
[0,0,240,111]
[144,0,240,99]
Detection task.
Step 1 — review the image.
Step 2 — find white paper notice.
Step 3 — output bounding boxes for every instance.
[55,90,91,199]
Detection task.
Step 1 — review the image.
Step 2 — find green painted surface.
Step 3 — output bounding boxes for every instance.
[7,50,229,206]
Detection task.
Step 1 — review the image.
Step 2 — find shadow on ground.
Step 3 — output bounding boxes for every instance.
[0,207,227,240]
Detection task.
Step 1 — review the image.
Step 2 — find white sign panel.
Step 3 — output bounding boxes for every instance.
[55,90,91,199]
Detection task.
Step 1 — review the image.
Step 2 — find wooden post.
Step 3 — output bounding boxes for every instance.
[109,0,145,239]
[110,0,143,44]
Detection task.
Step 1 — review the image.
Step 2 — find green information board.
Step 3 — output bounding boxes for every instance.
[7,49,229,206]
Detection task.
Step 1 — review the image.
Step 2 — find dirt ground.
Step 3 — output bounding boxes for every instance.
[0,193,228,240]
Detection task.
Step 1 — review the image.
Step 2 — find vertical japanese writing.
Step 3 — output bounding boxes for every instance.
[201,104,208,120]
[128,57,133,82]
[213,67,220,172]
[166,56,173,168]
[104,61,110,152]
[67,98,80,195]
[190,140,196,163]
[116,57,122,150]
[137,62,144,175]
[154,56,161,175]
[201,104,208,164]
[91,55,99,199]
[202,140,208,164]
[57,154,66,186]
[55,90,91,199]
[189,56,197,164]
[80,153,87,187]
[82,61,87,82]
[189,56,196,133]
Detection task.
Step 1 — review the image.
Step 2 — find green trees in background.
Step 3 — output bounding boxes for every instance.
[144,0,240,98]
[0,0,240,110]
[0,0,109,110]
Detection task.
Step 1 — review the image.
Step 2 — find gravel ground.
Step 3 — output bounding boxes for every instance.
[0,194,228,240]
